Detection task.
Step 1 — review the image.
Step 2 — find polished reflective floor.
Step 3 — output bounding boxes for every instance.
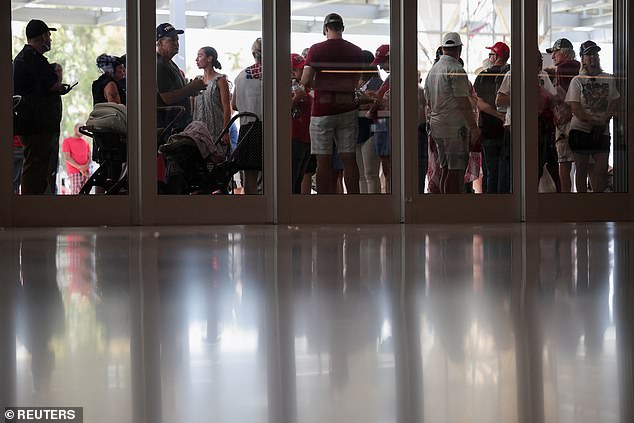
[0,224,632,423]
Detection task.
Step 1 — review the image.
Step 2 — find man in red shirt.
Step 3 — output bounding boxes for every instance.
[301,13,363,194]
[61,124,91,194]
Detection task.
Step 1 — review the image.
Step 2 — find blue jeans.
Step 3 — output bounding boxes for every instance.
[482,135,510,193]
[499,129,512,193]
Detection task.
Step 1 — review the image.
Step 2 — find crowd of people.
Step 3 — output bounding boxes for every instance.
[11,16,620,195]
[423,33,619,194]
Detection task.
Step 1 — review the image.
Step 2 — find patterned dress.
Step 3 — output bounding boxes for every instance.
[193,74,227,144]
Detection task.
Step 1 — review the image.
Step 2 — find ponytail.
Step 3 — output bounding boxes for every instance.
[202,46,222,70]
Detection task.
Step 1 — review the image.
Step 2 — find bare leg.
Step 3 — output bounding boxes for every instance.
[559,161,572,193]
[445,169,463,194]
[316,154,333,194]
[573,154,589,193]
[380,156,391,194]
[333,170,344,193]
[440,167,463,194]
[355,144,367,193]
[340,153,360,194]
[587,162,596,192]
[591,153,609,193]
[301,173,313,194]
[547,164,561,192]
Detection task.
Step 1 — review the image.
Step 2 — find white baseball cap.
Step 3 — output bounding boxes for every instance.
[441,32,463,48]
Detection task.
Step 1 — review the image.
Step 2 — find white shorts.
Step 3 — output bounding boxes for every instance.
[433,135,469,170]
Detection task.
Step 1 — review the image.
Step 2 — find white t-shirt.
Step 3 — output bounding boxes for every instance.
[565,72,620,134]
[424,55,470,138]
[497,70,556,128]
[234,63,263,125]
[497,71,512,127]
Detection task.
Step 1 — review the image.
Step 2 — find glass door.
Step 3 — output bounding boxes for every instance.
[4,0,132,226]
[276,0,402,224]
[527,0,633,221]
[140,0,273,225]
[405,0,520,223]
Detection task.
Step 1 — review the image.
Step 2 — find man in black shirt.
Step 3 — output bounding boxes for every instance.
[14,19,69,194]
[473,42,510,193]
[156,23,206,131]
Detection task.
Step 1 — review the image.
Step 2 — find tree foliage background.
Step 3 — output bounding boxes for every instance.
[13,23,126,138]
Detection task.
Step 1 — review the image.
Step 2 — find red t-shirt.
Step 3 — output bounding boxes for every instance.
[13,135,23,147]
[61,136,90,174]
[291,89,312,143]
[304,38,363,117]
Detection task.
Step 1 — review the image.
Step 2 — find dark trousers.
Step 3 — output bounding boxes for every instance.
[499,129,512,193]
[481,136,504,193]
[292,140,311,194]
[21,133,57,195]
[482,135,510,193]
[47,134,60,194]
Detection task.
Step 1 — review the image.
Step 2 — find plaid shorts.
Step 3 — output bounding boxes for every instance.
[68,172,89,194]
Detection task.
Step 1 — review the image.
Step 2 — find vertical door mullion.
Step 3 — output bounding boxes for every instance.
[137,0,158,225]
[521,0,538,221]
[402,0,418,222]
[0,0,11,225]
[263,0,276,222]
[391,0,403,222]
[273,0,291,223]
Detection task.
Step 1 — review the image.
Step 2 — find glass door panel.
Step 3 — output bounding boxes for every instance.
[155,1,263,196]
[12,1,128,196]
[147,0,272,224]
[537,0,626,195]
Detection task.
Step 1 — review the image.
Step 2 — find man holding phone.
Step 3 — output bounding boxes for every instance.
[14,19,73,194]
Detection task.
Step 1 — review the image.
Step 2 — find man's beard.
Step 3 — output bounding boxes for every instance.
[42,43,51,53]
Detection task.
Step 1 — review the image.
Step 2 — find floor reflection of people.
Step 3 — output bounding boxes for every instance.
[306,231,388,399]
[576,227,611,357]
[158,241,193,421]
[538,227,615,423]
[16,239,65,393]
[480,232,514,352]
[425,234,471,364]
[540,228,611,357]
[94,236,130,343]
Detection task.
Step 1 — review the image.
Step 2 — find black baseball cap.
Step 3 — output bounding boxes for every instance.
[579,40,601,56]
[546,38,573,53]
[26,19,56,39]
[323,13,344,35]
[156,23,184,41]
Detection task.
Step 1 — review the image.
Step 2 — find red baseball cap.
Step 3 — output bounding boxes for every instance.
[486,41,510,59]
[291,53,305,70]
[371,44,390,66]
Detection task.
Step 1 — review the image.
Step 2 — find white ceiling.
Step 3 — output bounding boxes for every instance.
[11,0,613,37]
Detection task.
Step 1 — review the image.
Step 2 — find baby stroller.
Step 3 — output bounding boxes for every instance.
[79,103,127,194]
[158,112,262,195]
